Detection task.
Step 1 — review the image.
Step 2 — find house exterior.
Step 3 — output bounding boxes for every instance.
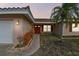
[0,6,79,45]
[0,6,34,45]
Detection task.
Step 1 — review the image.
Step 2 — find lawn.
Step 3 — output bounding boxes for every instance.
[32,34,79,56]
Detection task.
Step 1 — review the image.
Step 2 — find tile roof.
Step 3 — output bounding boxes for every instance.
[0,6,35,23]
[0,6,30,11]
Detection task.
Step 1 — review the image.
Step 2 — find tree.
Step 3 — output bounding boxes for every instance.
[51,3,79,27]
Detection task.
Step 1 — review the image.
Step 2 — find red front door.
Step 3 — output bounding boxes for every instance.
[34,25,41,34]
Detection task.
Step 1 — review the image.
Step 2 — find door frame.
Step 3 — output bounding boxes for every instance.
[34,25,41,34]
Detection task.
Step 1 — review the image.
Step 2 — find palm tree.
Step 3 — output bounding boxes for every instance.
[51,3,79,27]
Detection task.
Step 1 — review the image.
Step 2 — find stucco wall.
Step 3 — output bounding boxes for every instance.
[53,23,62,36]
[22,19,32,35]
[62,23,79,36]
[13,18,23,45]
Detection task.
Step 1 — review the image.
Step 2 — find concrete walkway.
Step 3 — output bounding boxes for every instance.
[6,34,40,56]
[22,34,40,56]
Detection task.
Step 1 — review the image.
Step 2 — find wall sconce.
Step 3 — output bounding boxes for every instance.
[16,20,19,25]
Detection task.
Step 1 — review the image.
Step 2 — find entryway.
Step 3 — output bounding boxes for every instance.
[34,25,41,34]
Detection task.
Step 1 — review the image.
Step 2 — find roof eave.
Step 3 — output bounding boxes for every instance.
[0,6,35,23]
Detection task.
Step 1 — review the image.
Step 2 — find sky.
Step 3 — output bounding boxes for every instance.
[0,3,62,18]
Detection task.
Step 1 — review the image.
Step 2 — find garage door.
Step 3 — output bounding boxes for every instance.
[0,21,13,43]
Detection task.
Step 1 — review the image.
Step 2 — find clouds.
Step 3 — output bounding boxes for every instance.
[0,3,61,18]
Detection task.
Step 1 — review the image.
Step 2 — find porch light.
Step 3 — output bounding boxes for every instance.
[16,20,19,25]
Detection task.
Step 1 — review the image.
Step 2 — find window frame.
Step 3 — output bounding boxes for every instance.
[71,23,79,32]
[43,25,51,32]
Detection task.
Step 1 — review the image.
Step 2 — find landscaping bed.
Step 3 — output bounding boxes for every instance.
[32,34,79,56]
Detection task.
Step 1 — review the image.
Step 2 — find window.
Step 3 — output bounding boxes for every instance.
[43,25,51,32]
[72,23,79,32]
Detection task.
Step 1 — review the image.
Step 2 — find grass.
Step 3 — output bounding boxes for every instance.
[32,34,79,56]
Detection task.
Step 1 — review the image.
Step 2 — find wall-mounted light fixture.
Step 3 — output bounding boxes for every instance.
[16,20,19,25]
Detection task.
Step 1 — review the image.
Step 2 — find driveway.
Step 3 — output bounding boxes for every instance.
[0,44,12,56]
